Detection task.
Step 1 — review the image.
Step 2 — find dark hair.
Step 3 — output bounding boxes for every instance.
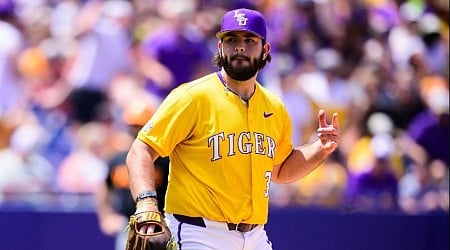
[212,40,272,69]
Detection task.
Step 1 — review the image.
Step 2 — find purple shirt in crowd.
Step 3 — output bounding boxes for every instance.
[407,111,449,165]
[140,28,211,99]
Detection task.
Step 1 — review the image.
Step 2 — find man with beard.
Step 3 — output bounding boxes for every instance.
[126,8,340,250]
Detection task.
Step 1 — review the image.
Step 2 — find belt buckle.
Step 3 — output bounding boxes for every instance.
[233,223,241,232]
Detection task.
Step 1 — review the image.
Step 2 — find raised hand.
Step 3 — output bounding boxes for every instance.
[317,109,340,154]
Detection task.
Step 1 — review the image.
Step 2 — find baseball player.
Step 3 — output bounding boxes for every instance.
[126,8,340,250]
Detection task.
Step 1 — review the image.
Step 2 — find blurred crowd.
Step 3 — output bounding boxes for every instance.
[0,0,448,215]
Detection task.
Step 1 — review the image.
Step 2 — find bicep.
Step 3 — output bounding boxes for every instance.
[127,139,160,166]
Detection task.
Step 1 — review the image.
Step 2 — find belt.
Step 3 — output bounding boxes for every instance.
[173,214,258,233]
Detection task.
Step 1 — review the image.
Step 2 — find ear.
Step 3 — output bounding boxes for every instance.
[263,43,271,59]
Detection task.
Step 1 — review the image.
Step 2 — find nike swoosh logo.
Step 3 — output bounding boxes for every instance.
[263,112,273,118]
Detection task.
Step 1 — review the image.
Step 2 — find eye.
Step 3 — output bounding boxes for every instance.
[224,37,238,43]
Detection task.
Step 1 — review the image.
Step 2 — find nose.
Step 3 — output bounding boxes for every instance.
[235,46,245,53]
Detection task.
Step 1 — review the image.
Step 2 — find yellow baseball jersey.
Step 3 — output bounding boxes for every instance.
[137,72,293,224]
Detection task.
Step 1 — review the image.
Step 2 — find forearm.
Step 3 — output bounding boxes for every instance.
[272,140,329,183]
[126,139,158,201]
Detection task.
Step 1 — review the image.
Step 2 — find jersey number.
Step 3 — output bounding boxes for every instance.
[264,171,272,197]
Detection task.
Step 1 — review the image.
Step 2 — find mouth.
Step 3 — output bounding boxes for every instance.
[232,59,249,66]
[232,55,249,61]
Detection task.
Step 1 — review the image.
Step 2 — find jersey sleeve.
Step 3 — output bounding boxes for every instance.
[273,104,294,165]
[137,86,197,157]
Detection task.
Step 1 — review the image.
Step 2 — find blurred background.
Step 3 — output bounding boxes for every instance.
[0,0,448,249]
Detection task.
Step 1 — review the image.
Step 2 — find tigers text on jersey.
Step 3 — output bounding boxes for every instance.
[137,73,293,224]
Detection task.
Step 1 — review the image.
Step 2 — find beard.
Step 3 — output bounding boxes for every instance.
[221,52,265,81]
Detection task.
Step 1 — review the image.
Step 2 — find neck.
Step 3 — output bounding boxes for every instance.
[220,69,256,101]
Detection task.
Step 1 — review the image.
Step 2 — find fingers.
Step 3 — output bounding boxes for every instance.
[318,110,339,130]
[332,112,339,130]
[317,132,340,141]
[138,224,156,234]
[316,110,340,152]
[317,127,339,135]
[317,130,340,153]
[318,109,327,128]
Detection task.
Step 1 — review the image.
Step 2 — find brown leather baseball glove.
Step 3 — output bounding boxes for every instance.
[125,211,176,250]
